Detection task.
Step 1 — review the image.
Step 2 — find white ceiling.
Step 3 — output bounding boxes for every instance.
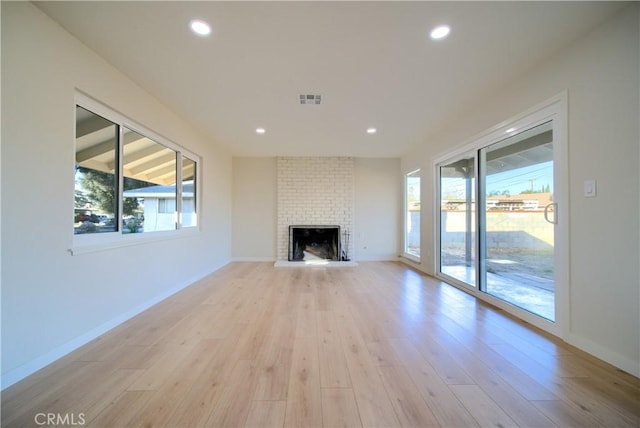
[36,1,623,158]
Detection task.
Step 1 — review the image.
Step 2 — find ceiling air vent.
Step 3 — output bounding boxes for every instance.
[300,94,321,105]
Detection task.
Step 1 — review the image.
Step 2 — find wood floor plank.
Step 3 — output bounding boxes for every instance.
[206,359,258,427]
[450,384,519,428]
[111,344,168,370]
[87,390,153,427]
[321,388,362,428]
[317,310,352,388]
[409,327,475,385]
[127,343,196,391]
[244,400,287,428]
[338,313,401,427]
[127,340,222,427]
[488,342,579,381]
[548,377,640,427]
[253,315,295,401]
[389,338,480,428]
[313,270,333,311]
[6,363,141,428]
[1,361,91,427]
[365,339,403,367]
[418,323,557,427]
[531,399,602,427]
[488,342,638,426]
[431,311,558,401]
[295,291,317,338]
[3,262,639,428]
[284,333,323,427]
[163,337,241,427]
[378,365,440,427]
[116,381,188,427]
[163,379,224,428]
[56,368,144,425]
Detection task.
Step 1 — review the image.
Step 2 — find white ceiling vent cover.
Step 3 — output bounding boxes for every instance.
[300,94,321,105]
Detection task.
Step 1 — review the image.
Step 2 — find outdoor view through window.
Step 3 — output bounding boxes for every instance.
[439,121,555,321]
[74,106,118,234]
[405,170,421,258]
[74,105,196,235]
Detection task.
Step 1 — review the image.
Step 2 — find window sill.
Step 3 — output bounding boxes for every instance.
[70,227,199,256]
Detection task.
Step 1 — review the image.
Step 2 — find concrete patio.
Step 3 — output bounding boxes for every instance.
[441,265,555,321]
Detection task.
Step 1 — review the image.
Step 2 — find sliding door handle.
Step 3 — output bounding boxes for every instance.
[544,202,557,224]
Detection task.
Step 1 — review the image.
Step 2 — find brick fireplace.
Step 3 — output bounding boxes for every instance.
[276,157,354,261]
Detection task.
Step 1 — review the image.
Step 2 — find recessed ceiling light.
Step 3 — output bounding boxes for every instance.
[366,128,377,134]
[505,127,516,133]
[430,25,450,40]
[256,127,266,134]
[189,19,211,36]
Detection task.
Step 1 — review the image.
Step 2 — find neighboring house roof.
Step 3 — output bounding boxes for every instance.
[443,192,553,210]
[487,192,553,205]
[123,181,194,198]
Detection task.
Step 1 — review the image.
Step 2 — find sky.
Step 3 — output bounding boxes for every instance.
[441,160,553,200]
[486,161,553,195]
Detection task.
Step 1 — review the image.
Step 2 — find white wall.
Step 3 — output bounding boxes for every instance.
[354,158,401,261]
[402,4,639,375]
[231,157,400,262]
[232,158,277,261]
[1,2,232,387]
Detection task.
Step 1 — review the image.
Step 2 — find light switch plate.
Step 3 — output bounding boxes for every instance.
[584,179,597,197]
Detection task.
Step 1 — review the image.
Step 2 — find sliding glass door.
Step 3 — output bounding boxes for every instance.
[480,121,555,320]
[438,116,560,324]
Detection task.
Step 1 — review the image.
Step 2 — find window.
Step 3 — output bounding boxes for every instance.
[181,156,197,227]
[121,127,177,233]
[74,95,199,251]
[158,198,177,214]
[404,169,421,260]
[74,106,119,234]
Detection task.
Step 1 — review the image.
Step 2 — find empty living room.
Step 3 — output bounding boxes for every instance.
[2,1,638,427]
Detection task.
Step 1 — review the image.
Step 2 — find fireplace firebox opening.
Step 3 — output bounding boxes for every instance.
[289,225,341,262]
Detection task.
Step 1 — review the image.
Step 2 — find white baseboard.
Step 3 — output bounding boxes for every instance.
[274,260,358,267]
[565,333,640,377]
[231,257,276,262]
[356,257,402,262]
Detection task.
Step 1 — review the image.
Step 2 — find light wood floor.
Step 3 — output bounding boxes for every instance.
[2,262,639,427]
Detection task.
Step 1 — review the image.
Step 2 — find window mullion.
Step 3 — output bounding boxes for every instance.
[176,152,183,230]
[477,150,487,292]
[117,124,124,234]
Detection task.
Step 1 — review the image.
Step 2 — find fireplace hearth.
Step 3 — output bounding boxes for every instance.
[289,225,341,262]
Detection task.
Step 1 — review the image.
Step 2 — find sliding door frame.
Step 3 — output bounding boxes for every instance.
[434,92,569,337]
[403,169,421,262]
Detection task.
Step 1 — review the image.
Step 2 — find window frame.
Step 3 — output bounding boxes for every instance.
[180,155,198,228]
[436,153,478,289]
[72,92,201,255]
[403,168,421,262]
